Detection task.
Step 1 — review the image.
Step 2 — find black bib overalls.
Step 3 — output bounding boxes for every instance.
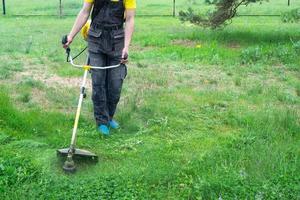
[87,0,127,126]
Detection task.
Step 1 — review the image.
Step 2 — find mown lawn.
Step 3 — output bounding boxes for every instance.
[0,4,300,200]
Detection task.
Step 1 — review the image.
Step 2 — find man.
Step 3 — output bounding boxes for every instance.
[63,0,136,135]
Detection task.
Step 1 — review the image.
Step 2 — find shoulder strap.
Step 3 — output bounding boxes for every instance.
[91,0,108,22]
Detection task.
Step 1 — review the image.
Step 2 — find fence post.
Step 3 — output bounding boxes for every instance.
[173,0,175,17]
[2,0,5,15]
[59,0,62,17]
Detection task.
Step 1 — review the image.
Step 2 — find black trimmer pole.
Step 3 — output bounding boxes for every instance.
[2,0,6,15]
[288,0,290,6]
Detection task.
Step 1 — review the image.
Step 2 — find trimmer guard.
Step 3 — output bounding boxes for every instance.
[57,148,98,162]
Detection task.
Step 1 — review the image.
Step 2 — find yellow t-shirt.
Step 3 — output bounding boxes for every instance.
[85,0,136,9]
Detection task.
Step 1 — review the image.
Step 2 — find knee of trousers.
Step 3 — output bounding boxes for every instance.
[108,92,121,104]
[108,81,123,102]
[92,86,106,102]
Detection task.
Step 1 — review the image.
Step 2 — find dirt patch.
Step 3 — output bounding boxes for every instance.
[5,60,92,112]
[171,39,199,48]
[130,44,155,52]
[30,88,51,108]
[226,42,241,49]
[13,68,92,89]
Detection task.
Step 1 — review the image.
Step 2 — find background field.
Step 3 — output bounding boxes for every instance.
[0,0,300,199]
[3,0,300,15]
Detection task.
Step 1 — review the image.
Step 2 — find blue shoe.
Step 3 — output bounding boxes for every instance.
[109,119,120,129]
[98,125,110,136]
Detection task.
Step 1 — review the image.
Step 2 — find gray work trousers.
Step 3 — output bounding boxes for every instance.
[88,27,127,126]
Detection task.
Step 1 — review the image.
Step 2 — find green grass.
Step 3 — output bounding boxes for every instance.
[0,1,300,199]
[4,0,300,16]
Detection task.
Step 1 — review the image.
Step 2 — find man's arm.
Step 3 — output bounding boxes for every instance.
[63,2,93,48]
[122,9,135,61]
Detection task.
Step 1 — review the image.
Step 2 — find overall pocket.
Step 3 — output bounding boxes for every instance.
[112,29,125,52]
[121,64,127,80]
[87,27,102,53]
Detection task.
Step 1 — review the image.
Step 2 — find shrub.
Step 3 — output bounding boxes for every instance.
[273,45,293,64]
[281,8,300,23]
[240,46,263,64]
[292,40,300,53]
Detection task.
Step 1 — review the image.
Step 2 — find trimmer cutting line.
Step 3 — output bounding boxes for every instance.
[57,35,127,173]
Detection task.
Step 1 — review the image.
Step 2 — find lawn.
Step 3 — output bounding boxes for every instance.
[4,0,300,15]
[0,0,300,199]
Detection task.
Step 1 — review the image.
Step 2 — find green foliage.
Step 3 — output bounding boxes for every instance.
[0,89,71,144]
[296,84,300,97]
[180,0,268,28]
[19,77,45,89]
[281,8,300,23]
[240,44,299,65]
[292,40,300,53]
[0,59,23,79]
[25,36,33,54]
[204,0,219,5]
[0,133,13,145]
[0,154,41,193]
[19,92,31,103]
[241,46,263,64]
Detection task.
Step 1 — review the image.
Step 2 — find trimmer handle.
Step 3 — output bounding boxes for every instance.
[62,35,71,61]
[62,35,68,44]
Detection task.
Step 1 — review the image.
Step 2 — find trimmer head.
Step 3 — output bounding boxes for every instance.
[63,156,76,173]
[57,148,98,162]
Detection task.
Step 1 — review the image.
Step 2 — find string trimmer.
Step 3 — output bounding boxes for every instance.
[57,35,125,173]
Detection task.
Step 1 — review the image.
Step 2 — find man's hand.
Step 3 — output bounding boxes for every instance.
[121,47,129,64]
[63,35,73,49]
[122,9,135,64]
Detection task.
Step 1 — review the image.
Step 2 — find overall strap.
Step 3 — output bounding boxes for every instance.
[91,0,109,22]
